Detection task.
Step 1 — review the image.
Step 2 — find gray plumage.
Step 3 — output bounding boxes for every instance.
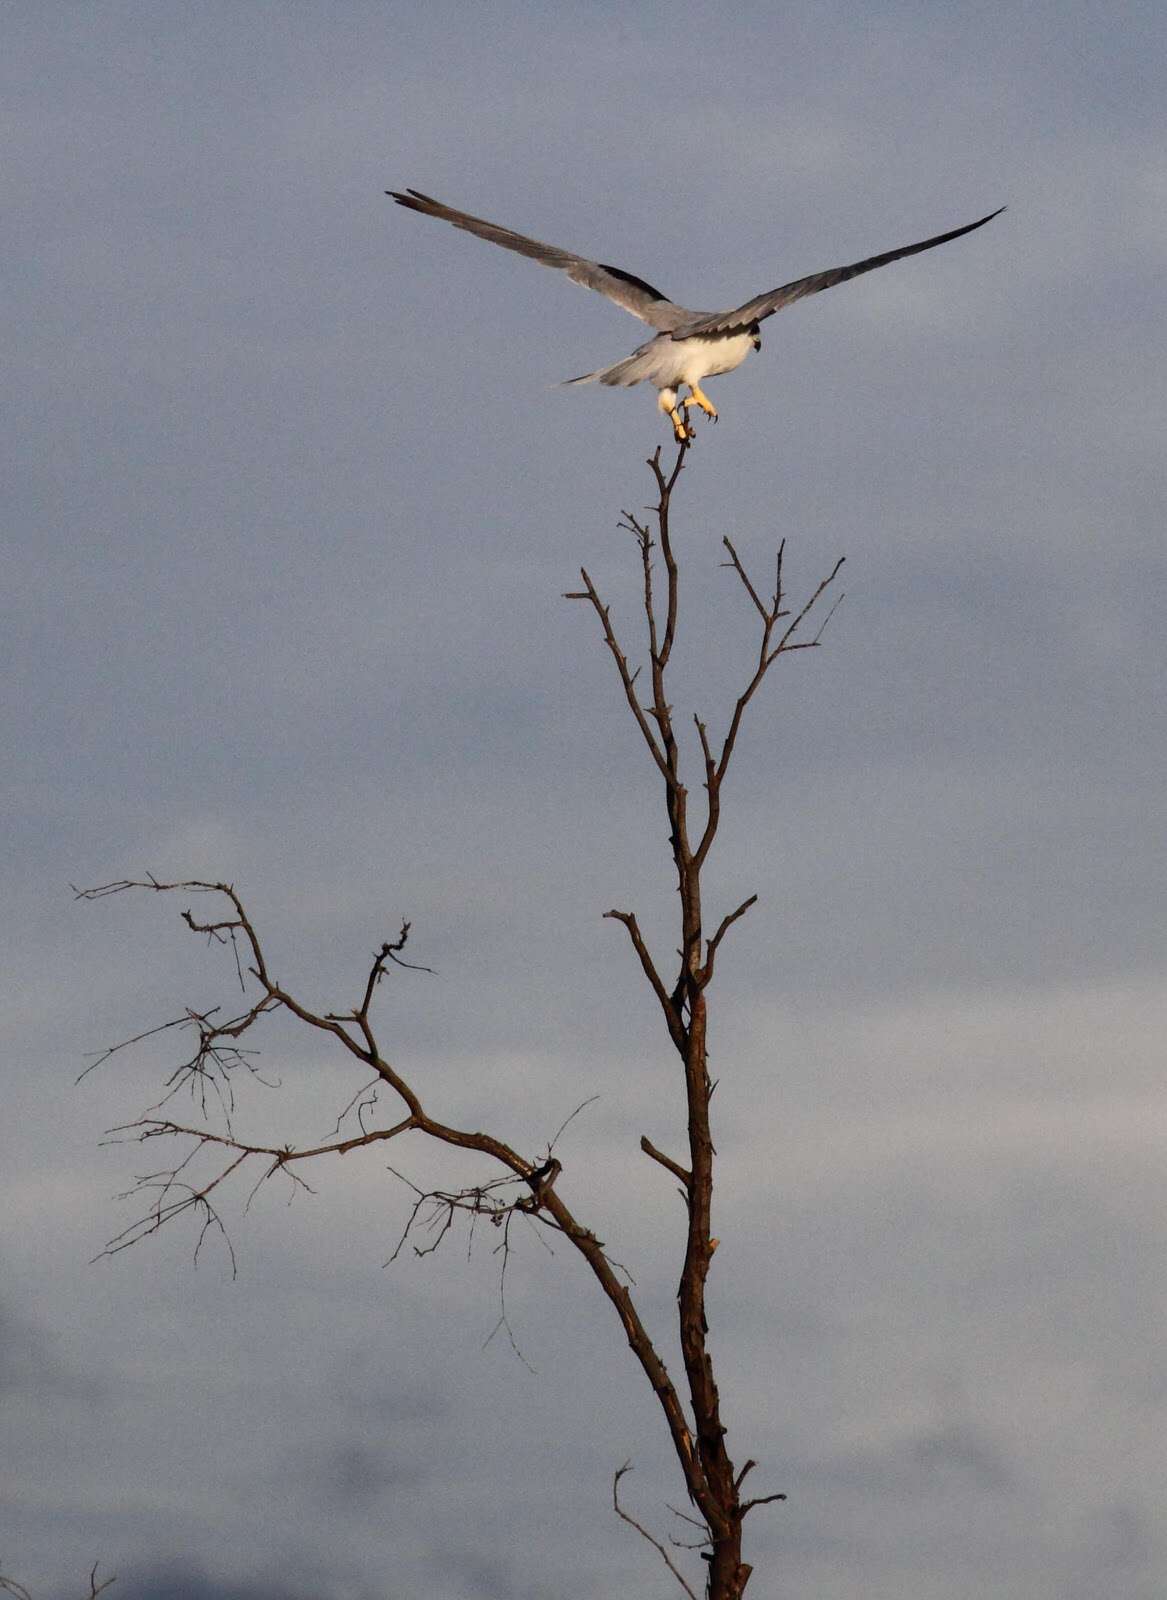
[388,187,1003,439]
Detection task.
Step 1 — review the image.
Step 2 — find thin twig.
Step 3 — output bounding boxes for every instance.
[613,1462,699,1600]
[482,1210,537,1373]
[548,1094,601,1153]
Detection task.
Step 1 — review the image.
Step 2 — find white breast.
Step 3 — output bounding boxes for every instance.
[672,332,758,383]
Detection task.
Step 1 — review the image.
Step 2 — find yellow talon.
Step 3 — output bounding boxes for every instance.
[682,384,718,422]
[668,406,693,442]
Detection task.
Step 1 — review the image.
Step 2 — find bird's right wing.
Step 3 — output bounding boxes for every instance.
[388,189,691,332]
[681,207,1004,337]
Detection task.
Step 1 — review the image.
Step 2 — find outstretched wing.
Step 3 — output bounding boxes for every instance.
[681,207,1004,337]
[387,189,691,332]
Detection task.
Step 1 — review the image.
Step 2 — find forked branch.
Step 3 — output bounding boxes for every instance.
[77,874,715,1527]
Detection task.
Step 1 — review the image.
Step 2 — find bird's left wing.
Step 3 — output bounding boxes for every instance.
[679,207,1004,337]
[388,189,691,332]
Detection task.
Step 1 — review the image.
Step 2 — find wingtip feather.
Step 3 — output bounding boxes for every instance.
[387,188,439,212]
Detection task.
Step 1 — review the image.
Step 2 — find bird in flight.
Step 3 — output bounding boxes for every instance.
[388,189,1003,443]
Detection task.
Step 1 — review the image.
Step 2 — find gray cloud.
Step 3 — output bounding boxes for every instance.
[0,1297,101,1403]
[820,1418,1014,1497]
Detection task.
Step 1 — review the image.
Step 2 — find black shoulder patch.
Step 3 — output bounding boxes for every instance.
[599,263,668,302]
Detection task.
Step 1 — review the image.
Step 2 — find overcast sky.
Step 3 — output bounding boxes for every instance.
[4,2,1165,1597]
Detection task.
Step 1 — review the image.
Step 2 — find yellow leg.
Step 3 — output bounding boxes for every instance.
[668,406,693,442]
[682,384,718,422]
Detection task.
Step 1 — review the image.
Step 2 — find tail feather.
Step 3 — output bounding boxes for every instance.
[562,350,650,388]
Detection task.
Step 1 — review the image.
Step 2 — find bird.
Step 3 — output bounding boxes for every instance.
[388,188,1003,442]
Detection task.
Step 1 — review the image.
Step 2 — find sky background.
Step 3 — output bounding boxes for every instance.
[4,2,1165,1597]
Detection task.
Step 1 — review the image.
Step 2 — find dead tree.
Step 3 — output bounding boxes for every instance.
[76,438,842,1600]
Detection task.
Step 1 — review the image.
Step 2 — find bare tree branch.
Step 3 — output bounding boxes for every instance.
[604,909,686,1051]
[482,1208,538,1373]
[689,542,844,875]
[79,869,713,1525]
[613,1463,699,1600]
[740,1491,788,1515]
[547,1095,600,1153]
[701,895,759,985]
[640,1135,691,1190]
[567,568,678,790]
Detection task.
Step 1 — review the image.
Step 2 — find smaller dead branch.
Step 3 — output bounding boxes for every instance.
[547,1094,600,1151]
[701,895,758,986]
[613,1463,699,1600]
[604,909,686,1051]
[640,1135,691,1190]
[385,1168,526,1263]
[78,873,704,1513]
